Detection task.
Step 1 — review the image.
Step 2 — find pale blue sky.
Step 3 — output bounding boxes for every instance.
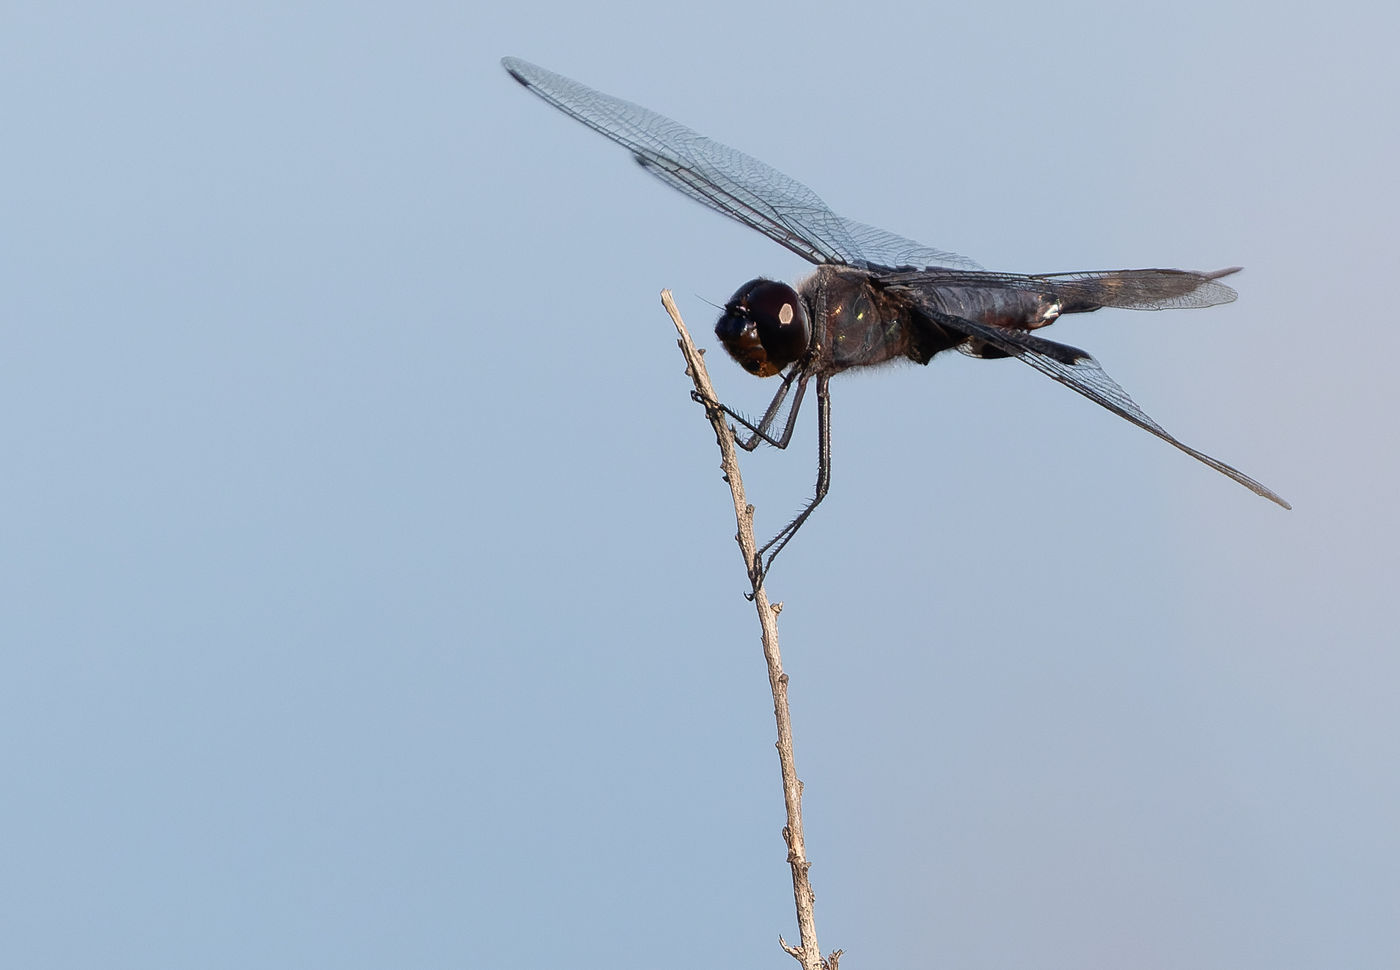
[2,2,1396,968]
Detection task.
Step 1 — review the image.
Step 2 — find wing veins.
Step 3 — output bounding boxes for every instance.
[502,57,978,271]
[913,301,1290,508]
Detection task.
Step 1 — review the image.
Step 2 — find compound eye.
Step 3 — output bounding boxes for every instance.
[714,279,810,377]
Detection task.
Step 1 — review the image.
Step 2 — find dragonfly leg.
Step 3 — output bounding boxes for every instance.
[751,375,831,582]
[721,368,808,452]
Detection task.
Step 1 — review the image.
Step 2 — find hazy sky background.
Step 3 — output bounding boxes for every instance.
[3,2,1396,968]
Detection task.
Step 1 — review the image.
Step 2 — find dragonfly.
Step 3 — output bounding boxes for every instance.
[502,56,1289,580]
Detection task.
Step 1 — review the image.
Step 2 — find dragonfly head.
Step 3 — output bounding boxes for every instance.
[715,279,810,377]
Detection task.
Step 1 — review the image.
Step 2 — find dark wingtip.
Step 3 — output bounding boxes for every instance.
[500,56,529,87]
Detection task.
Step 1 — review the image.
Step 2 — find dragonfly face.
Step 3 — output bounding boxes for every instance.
[715,280,810,378]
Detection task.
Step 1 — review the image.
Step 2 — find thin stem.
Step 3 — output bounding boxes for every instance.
[661,290,840,970]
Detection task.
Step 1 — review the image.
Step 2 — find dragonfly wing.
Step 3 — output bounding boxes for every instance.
[503,58,979,271]
[910,299,1290,508]
[503,57,860,264]
[887,267,1240,310]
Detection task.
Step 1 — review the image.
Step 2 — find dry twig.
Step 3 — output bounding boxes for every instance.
[661,290,841,970]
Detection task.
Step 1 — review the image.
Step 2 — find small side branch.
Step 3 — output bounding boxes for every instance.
[661,290,838,970]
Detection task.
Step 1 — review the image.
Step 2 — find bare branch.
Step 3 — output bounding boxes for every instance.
[661,290,831,970]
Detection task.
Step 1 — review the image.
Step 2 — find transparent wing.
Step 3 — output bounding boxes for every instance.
[910,298,1290,508]
[886,267,1240,310]
[501,57,979,271]
[835,218,983,271]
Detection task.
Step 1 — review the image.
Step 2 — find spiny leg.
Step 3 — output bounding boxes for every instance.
[722,368,809,452]
[752,374,831,582]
